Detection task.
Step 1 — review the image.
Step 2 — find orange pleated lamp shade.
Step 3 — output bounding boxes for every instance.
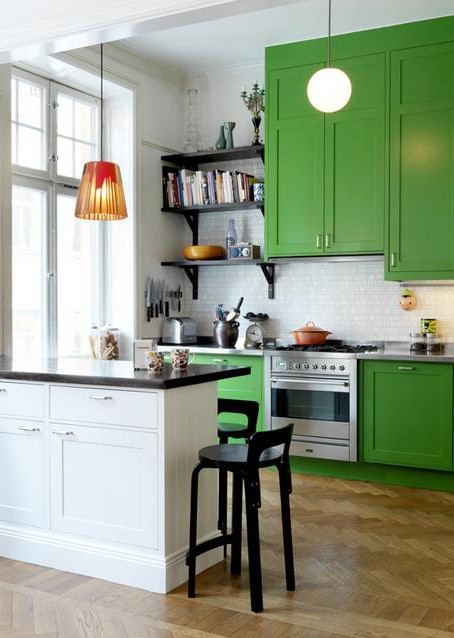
[75,161,128,220]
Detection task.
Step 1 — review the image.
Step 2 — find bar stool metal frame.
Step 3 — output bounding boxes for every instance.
[217,398,260,552]
[186,423,295,613]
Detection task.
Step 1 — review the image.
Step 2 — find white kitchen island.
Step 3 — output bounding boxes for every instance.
[0,357,250,593]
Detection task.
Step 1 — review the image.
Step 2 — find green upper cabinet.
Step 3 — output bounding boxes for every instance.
[387,41,454,280]
[362,361,453,471]
[266,63,325,256]
[324,53,386,254]
[266,49,385,258]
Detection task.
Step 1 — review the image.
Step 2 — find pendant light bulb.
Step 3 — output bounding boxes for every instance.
[307,67,352,113]
[307,0,352,113]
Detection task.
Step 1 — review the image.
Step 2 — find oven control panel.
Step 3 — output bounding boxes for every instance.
[271,356,350,376]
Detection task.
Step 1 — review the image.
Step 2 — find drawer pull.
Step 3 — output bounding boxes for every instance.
[52,430,75,436]
[19,426,41,432]
[325,234,331,249]
[89,394,113,401]
[213,359,228,364]
[316,234,323,249]
[398,366,415,371]
[305,448,314,453]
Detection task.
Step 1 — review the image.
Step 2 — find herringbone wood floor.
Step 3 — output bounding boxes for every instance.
[0,472,453,637]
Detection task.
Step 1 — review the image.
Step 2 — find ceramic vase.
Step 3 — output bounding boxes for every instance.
[215,125,226,149]
[224,121,236,149]
[251,115,262,145]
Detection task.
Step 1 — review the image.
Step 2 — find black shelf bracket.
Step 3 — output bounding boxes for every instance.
[184,213,199,245]
[259,263,275,299]
[182,265,199,300]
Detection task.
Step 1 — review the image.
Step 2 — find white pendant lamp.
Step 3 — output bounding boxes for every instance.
[307,0,352,113]
[75,44,127,221]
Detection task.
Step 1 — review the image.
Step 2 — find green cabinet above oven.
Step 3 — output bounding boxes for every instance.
[361,360,453,471]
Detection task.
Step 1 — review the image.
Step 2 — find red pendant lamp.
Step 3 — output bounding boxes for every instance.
[75,44,127,220]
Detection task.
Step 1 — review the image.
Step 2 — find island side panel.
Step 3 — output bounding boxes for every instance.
[163,381,221,592]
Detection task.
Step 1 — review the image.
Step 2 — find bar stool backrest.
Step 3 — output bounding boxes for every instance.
[217,398,260,437]
[247,423,294,466]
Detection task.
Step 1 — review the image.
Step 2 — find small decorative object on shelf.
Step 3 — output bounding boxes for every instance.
[215,125,226,149]
[224,121,236,149]
[185,88,201,152]
[241,82,265,146]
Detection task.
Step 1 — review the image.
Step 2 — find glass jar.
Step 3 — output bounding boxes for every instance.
[410,332,426,352]
[425,333,442,352]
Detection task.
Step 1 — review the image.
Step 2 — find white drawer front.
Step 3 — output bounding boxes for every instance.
[50,385,158,429]
[0,417,44,527]
[0,381,44,419]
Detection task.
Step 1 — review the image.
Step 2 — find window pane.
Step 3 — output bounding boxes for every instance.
[11,124,17,164]
[17,125,44,170]
[58,95,74,137]
[75,141,94,177]
[12,185,46,360]
[57,194,98,357]
[74,101,94,142]
[11,78,17,121]
[57,136,74,177]
[17,79,43,128]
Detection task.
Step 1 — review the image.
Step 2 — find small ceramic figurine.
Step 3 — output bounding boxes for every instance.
[399,288,416,311]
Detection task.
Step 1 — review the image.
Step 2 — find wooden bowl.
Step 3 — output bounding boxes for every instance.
[183,245,224,260]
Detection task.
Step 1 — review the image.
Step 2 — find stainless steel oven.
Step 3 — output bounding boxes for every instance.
[265,353,357,461]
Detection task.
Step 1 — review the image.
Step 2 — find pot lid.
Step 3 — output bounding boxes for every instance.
[295,321,330,333]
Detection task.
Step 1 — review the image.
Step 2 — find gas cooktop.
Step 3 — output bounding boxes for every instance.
[274,343,379,353]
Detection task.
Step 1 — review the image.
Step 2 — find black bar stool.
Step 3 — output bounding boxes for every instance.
[217,398,259,552]
[186,423,295,613]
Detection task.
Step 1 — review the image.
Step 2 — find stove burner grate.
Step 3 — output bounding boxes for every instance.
[276,344,379,353]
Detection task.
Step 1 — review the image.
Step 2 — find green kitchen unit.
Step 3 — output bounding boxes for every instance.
[361,360,453,471]
[192,353,264,432]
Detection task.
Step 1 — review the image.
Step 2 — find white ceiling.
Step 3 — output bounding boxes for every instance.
[118,0,454,73]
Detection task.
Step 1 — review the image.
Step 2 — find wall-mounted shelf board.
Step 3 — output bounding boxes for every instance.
[162,201,264,215]
[161,144,264,168]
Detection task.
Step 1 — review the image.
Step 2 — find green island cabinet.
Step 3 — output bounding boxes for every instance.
[361,360,453,471]
[192,354,264,432]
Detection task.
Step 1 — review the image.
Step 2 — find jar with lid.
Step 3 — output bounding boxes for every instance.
[425,333,442,352]
[410,332,426,352]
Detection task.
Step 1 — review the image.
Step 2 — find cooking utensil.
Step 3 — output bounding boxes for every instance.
[158,281,164,315]
[165,285,170,318]
[177,285,181,312]
[226,296,244,321]
[145,276,151,321]
[149,278,155,320]
[292,321,331,346]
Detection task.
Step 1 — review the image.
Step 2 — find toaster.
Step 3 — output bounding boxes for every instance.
[161,317,197,345]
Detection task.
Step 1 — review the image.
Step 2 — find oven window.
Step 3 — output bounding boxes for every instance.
[272,388,349,423]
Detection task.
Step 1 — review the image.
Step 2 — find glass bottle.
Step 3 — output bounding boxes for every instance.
[226,219,237,255]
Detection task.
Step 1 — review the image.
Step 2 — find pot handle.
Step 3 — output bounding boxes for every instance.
[306,321,315,327]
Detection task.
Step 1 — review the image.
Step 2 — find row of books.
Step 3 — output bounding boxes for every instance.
[163,168,256,208]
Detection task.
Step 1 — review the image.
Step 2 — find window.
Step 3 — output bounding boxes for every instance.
[11,69,101,358]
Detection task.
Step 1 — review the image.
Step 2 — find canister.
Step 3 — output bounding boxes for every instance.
[420,318,437,335]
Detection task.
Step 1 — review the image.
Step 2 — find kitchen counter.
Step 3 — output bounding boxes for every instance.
[357,343,454,363]
[0,355,251,389]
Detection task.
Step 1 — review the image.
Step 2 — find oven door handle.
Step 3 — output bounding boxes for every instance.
[271,378,350,392]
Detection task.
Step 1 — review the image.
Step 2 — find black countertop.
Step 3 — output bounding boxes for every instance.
[0,356,251,390]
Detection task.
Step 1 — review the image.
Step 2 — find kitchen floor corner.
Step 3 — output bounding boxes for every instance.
[0,472,453,638]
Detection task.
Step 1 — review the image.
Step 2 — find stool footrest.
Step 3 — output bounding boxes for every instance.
[186,533,233,565]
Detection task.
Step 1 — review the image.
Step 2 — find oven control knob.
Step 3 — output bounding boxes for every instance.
[302,363,309,370]
[329,364,336,370]
[320,364,327,370]
[339,365,345,371]
[312,364,318,370]
[293,362,301,370]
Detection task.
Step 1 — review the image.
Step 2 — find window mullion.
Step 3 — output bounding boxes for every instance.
[47,185,58,358]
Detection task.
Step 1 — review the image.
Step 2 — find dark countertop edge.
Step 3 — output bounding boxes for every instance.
[0,365,251,390]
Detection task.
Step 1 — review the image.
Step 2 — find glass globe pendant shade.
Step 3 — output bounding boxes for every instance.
[307,67,352,113]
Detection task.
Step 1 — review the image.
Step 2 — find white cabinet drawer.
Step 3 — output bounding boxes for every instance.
[50,385,158,429]
[0,381,44,419]
[50,424,159,548]
[0,417,44,527]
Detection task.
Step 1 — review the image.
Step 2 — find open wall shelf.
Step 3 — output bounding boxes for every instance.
[161,144,264,168]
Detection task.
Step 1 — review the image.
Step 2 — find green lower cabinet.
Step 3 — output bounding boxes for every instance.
[192,354,264,432]
[361,361,453,470]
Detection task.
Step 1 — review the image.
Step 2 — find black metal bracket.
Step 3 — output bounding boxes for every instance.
[259,263,275,299]
[182,266,199,300]
[184,213,199,245]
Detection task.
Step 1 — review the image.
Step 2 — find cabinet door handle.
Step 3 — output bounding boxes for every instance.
[316,234,323,249]
[398,366,415,371]
[0,388,7,392]
[19,425,41,432]
[213,358,228,363]
[52,430,75,436]
[391,252,396,268]
[325,234,331,249]
[89,394,113,400]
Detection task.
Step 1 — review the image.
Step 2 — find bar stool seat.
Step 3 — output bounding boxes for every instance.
[186,423,295,613]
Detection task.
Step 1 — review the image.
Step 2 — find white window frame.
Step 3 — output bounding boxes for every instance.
[11,67,103,358]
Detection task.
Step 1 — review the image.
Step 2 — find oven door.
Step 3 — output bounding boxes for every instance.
[270,377,350,440]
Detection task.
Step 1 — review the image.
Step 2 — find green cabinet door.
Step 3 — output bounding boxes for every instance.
[362,361,453,470]
[387,41,454,280]
[324,53,385,254]
[266,63,325,257]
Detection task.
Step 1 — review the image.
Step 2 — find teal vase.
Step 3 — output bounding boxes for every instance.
[224,121,236,149]
[215,125,226,149]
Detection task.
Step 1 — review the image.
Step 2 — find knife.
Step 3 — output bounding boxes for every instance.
[149,278,155,319]
[146,276,151,321]
[164,284,170,318]
[159,280,164,315]
[177,284,181,313]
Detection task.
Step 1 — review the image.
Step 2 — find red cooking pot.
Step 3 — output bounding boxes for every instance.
[292,321,331,346]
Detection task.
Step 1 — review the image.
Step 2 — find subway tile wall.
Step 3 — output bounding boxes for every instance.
[183,160,454,343]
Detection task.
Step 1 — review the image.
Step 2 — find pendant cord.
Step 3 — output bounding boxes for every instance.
[100,43,104,162]
[327,0,331,67]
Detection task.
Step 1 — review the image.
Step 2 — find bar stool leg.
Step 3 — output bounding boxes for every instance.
[218,434,228,556]
[230,471,242,575]
[187,463,203,598]
[244,473,263,613]
[278,464,295,591]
